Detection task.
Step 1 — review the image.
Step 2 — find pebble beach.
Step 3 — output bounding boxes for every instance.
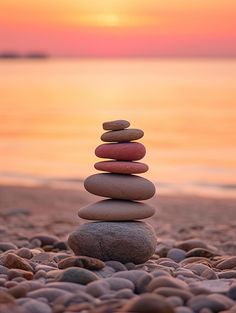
[0,184,235,313]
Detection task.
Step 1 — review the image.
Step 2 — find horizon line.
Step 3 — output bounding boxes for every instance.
[0,54,236,60]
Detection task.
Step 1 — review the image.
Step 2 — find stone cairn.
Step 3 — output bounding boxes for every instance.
[68,120,157,264]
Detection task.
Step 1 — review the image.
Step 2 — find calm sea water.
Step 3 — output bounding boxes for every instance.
[0,59,235,196]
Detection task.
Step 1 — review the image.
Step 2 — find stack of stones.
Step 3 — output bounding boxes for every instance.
[68,120,157,264]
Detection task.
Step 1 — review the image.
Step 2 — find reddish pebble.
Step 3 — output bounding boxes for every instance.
[95,143,146,161]
[101,128,144,142]
[94,161,148,174]
[103,120,130,131]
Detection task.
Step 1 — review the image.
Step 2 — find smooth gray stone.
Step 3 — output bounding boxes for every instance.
[78,199,155,221]
[22,299,52,313]
[68,221,157,264]
[84,173,156,200]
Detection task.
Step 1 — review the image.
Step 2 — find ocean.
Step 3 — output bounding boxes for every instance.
[0,59,235,197]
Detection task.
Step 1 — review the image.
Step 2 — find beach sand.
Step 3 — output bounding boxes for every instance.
[0,185,236,312]
[0,184,235,255]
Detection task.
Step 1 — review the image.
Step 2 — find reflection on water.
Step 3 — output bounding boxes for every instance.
[0,59,235,196]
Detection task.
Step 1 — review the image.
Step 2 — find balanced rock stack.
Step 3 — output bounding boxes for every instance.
[68,120,157,264]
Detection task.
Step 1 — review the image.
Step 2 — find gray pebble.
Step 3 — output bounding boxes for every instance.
[16,248,33,259]
[187,294,234,313]
[46,282,85,292]
[93,265,115,278]
[27,288,71,303]
[167,248,186,263]
[0,242,17,251]
[136,273,153,294]
[113,270,150,290]
[0,265,9,275]
[105,261,127,272]
[53,291,95,307]
[167,296,184,307]
[57,267,98,285]
[189,279,232,294]
[114,288,135,299]
[228,284,236,300]
[22,299,52,313]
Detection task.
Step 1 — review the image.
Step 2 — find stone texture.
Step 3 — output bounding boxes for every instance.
[216,256,236,270]
[167,248,186,263]
[147,276,188,292]
[175,239,209,252]
[58,256,105,270]
[78,199,155,221]
[2,253,33,272]
[103,120,130,131]
[0,242,17,252]
[189,279,233,294]
[68,221,157,264]
[57,267,98,285]
[95,142,146,161]
[101,128,144,142]
[122,294,175,313]
[84,173,156,200]
[94,161,148,174]
[30,234,59,246]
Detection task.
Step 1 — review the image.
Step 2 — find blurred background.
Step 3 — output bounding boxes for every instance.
[0,0,235,197]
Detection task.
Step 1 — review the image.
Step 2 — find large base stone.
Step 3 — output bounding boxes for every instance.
[68,221,157,264]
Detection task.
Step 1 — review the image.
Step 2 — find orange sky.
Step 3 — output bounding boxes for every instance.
[0,0,236,57]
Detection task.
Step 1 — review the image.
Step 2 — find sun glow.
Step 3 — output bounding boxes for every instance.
[96,13,121,27]
[75,13,124,28]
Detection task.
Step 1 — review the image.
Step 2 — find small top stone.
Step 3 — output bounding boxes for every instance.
[101,128,144,143]
[103,120,130,131]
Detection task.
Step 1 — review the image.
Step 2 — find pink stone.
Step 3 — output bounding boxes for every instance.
[94,161,149,174]
[95,143,146,161]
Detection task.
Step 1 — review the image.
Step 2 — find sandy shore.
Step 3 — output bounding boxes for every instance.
[0,184,235,255]
[1,184,236,312]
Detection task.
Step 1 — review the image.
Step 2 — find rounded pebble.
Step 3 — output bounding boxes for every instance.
[94,160,148,174]
[153,287,193,302]
[57,267,98,285]
[58,256,105,270]
[84,173,156,200]
[228,284,236,300]
[0,242,17,252]
[68,222,157,264]
[95,142,146,161]
[22,299,52,313]
[30,235,59,247]
[167,248,187,263]
[3,253,33,272]
[103,120,130,130]
[147,276,188,292]
[101,128,144,142]
[27,288,71,303]
[122,293,175,312]
[78,199,155,221]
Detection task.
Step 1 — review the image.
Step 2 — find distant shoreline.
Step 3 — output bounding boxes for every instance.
[0,54,236,60]
[0,52,49,59]
[0,172,235,199]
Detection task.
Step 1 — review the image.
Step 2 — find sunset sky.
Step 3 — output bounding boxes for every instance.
[0,0,236,57]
